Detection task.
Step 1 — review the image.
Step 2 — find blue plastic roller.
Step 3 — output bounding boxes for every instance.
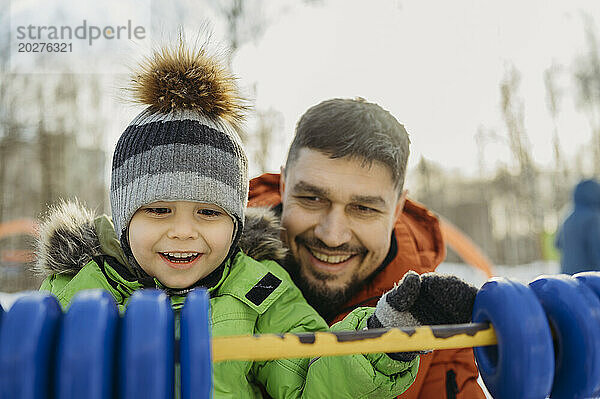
[574,271,600,299]
[472,277,554,399]
[119,289,174,399]
[55,289,119,399]
[529,274,600,399]
[0,292,62,399]
[180,288,212,399]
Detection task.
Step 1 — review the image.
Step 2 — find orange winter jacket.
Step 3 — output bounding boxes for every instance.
[248,173,485,399]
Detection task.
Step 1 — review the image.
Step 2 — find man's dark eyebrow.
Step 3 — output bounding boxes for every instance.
[292,181,329,197]
[350,195,386,207]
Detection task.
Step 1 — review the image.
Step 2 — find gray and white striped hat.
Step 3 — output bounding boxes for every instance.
[110,43,249,243]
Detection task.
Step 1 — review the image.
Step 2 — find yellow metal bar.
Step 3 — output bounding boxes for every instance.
[212,322,497,362]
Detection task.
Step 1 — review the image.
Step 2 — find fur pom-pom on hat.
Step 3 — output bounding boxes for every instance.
[111,38,249,246]
[130,41,248,129]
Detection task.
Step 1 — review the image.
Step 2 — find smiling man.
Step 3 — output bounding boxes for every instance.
[248,97,485,399]
[279,149,405,314]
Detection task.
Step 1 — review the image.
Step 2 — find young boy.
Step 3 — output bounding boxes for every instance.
[36,43,468,398]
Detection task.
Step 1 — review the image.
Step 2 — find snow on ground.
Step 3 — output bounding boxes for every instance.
[437,261,561,288]
[0,291,30,311]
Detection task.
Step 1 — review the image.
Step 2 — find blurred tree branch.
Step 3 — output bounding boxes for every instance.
[573,14,600,176]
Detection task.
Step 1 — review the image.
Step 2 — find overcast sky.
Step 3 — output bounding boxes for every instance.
[7,0,600,179]
[230,0,600,177]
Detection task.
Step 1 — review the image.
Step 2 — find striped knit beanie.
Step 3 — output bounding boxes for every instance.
[110,43,249,246]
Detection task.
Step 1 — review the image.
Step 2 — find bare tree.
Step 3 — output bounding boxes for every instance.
[544,64,565,178]
[474,125,501,205]
[500,65,542,233]
[573,14,600,176]
[253,108,284,173]
[0,75,21,221]
[206,0,268,67]
[544,63,570,225]
[206,0,293,169]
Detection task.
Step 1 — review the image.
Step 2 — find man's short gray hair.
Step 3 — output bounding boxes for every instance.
[285,97,410,193]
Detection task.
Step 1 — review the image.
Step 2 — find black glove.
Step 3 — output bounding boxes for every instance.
[367,270,478,361]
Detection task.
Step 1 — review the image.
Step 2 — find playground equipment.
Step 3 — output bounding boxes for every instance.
[1,272,600,399]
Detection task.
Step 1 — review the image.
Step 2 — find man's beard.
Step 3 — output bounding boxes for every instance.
[283,252,365,323]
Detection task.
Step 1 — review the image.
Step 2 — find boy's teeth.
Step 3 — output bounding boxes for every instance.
[167,252,198,258]
[308,249,352,264]
[161,252,200,263]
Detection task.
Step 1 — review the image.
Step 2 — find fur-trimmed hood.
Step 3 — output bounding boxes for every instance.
[34,201,287,278]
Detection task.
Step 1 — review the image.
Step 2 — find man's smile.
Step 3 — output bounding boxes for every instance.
[301,245,363,275]
[306,247,354,264]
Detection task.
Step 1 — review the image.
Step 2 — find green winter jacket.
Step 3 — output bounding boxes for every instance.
[36,202,419,398]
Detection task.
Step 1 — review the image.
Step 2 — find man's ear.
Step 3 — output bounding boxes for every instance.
[394,189,408,220]
[279,166,286,197]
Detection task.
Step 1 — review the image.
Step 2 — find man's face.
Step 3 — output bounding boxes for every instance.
[280,148,405,301]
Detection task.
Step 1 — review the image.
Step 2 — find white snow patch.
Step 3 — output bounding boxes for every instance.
[437,261,561,288]
[0,292,29,311]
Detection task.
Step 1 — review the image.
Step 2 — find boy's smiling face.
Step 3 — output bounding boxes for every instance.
[128,201,234,289]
